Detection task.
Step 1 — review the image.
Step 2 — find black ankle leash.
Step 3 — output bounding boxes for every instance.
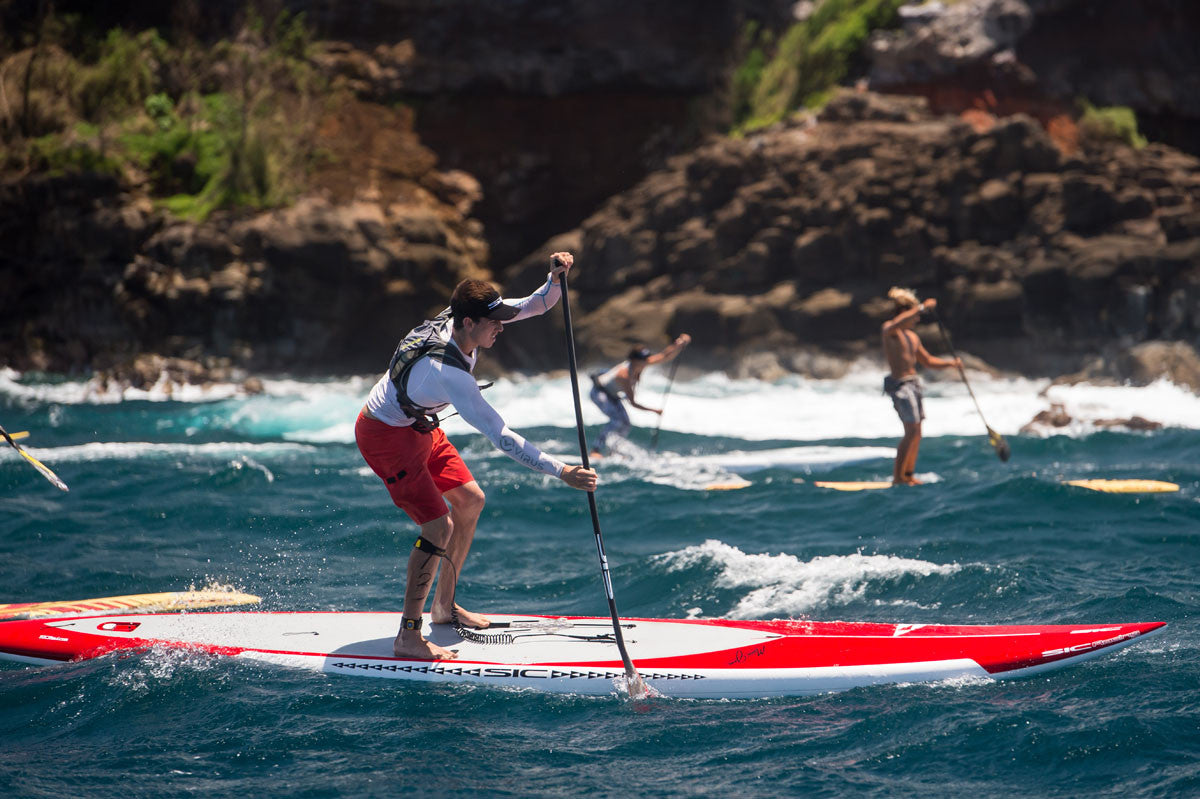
[404,535,513,646]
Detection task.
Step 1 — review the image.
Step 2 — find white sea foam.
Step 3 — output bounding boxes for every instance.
[20,441,315,463]
[0,367,252,404]
[105,645,223,693]
[224,368,1200,443]
[1015,379,1200,437]
[262,368,1200,445]
[4,363,1198,443]
[612,366,1200,441]
[677,445,896,473]
[552,439,894,490]
[660,539,960,618]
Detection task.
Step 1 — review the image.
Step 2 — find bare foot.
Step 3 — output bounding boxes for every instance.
[433,604,491,629]
[393,631,457,660]
[903,477,923,486]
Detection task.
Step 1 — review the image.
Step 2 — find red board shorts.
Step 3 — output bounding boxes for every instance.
[355,411,474,525]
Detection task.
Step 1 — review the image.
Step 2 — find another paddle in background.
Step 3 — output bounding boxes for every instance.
[1,423,69,491]
[650,339,687,452]
[930,311,1011,462]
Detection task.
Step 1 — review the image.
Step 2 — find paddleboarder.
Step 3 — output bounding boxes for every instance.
[587,334,691,457]
[356,252,597,660]
[881,287,961,485]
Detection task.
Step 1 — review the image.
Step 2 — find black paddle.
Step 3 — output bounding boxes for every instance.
[929,311,1011,462]
[558,268,648,698]
[649,340,687,452]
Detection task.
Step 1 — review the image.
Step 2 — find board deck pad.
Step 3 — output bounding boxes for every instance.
[0,611,1165,699]
[813,481,893,491]
[1063,479,1180,493]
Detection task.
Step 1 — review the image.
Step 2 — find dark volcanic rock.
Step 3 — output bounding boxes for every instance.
[308,1,793,267]
[8,89,1200,389]
[1,158,491,377]
[869,0,1200,156]
[509,90,1200,383]
[1018,402,1165,434]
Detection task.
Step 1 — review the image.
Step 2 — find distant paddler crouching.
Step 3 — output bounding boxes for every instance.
[587,334,691,458]
[881,287,961,486]
[355,252,596,660]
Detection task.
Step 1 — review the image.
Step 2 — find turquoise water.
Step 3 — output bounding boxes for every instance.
[1,374,1198,798]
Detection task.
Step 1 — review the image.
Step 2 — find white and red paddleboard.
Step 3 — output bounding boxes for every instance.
[0,612,1165,698]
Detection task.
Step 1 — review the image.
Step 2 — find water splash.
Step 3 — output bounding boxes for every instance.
[660,539,961,618]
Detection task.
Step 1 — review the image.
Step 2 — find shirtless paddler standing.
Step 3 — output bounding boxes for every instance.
[881,287,961,486]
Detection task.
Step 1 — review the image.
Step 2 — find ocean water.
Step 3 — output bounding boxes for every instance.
[2,364,1198,798]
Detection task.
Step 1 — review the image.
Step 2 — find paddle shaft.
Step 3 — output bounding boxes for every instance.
[650,341,687,451]
[930,311,1010,461]
[929,313,990,424]
[0,423,18,449]
[558,272,641,685]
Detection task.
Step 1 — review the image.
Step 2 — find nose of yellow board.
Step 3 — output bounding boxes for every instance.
[813,481,894,491]
[0,589,261,621]
[1063,479,1180,493]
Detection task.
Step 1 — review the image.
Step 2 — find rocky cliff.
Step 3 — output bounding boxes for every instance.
[868,0,1200,153]
[0,99,490,378]
[503,90,1200,388]
[3,1,1200,390]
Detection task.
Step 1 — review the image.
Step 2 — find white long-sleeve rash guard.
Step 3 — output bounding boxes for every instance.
[364,273,567,478]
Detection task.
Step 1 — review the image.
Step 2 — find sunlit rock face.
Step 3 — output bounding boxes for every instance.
[517,90,1200,380]
[868,0,1200,155]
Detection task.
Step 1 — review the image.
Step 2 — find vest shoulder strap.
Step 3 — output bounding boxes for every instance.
[388,310,471,420]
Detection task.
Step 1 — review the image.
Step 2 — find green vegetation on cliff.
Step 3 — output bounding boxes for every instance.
[1079,101,1148,149]
[1,9,337,220]
[735,0,906,132]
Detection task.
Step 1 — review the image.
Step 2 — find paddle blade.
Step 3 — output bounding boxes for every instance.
[621,668,652,701]
[988,429,1011,462]
[19,449,70,491]
[2,425,69,491]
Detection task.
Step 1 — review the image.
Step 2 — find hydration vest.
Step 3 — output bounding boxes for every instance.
[387,309,471,433]
[589,361,629,403]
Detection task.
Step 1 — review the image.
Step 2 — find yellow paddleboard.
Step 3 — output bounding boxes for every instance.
[705,481,750,491]
[0,588,261,621]
[1063,479,1180,494]
[813,481,894,491]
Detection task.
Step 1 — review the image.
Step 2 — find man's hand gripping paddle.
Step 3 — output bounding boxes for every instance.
[930,311,1011,462]
[558,264,649,700]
